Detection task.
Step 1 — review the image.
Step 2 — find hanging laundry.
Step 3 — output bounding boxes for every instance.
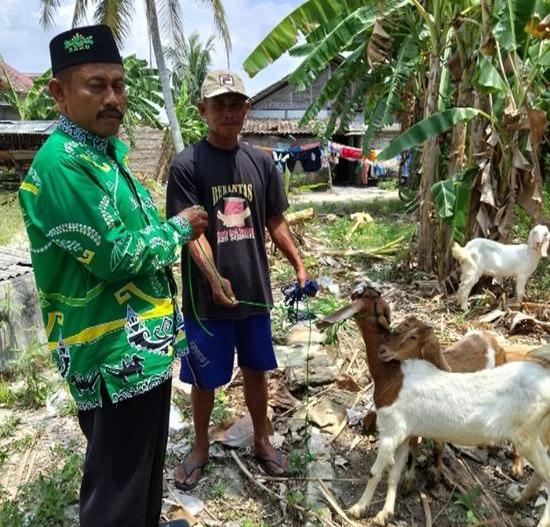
[341,145,363,161]
[298,146,322,172]
[272,150,291,173]
[360,159,370,185]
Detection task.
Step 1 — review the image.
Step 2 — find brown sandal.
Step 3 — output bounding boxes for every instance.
[255,449,287,476]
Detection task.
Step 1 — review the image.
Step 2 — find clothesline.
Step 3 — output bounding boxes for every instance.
[244,140,387,179]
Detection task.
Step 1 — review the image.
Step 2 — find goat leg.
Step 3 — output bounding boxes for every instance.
[427,441,445,487]
[374,441,409,526]
[348,437,402,519]
[403,436,419,494]
[511,446,524,479]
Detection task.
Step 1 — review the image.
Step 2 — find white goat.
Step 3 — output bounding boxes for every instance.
[321,285,550,527]
[453,224,550,310]
[351,364,550,526]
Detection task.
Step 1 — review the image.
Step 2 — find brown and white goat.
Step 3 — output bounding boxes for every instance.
[379,317,523,487]
[320,282,550,527]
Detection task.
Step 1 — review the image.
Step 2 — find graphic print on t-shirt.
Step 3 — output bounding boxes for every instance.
[212,184,255,244]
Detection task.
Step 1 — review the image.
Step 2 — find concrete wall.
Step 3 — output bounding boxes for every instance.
[0,274,47,372]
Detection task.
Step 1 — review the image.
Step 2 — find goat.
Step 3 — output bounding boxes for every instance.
[380,317,523,487]
[452,224,550,310]
[319,282,550,527]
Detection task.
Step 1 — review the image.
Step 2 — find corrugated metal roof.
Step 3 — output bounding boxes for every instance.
[0,120,57,136]
[241,119,401,136]
[0,247,32,282]
[242,119,319,136]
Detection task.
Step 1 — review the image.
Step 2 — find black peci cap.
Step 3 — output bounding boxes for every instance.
[49,24,122,76]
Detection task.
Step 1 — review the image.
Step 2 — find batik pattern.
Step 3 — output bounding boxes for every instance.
[19,116,194,409]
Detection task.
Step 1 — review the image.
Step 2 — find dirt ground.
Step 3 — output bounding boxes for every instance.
[2,275,548,526]
[1,189,548,526]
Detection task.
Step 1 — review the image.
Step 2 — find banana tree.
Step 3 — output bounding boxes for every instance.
[242,0,460,271]
[0,61,57,120]
[244,0,549,276]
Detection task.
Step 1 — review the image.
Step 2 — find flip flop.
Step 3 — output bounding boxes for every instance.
[174,458,208,492]
[255,449,287,476]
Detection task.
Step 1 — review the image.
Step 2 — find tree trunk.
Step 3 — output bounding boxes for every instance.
[146,0,185,153]
[465,0,492,242]
[438,63,474,281]
[418,52,441,272]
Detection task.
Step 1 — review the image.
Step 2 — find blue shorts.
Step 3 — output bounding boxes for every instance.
[180,315,277,389]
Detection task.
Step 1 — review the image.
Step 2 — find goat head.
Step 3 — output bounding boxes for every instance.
[317,280,390,330]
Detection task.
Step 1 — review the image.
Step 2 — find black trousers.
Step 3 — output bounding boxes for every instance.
[78,379,172,527]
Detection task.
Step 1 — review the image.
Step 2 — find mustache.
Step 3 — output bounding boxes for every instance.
[98,108,123,119]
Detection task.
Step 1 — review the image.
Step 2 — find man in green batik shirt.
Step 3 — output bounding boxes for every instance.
[18,24,206,527]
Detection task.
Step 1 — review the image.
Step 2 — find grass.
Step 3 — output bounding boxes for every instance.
[305,210,415,283]
[289,196,405,217]
[0,342,53,409]
[0,453,82,527]
[208,480,228,500]
[0,192,23,246]
[451,486,488,525]
[211,389,232,426]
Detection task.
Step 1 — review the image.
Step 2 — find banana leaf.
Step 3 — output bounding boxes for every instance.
[493,0,537,52]
[432,179,456,222]
[288,0,410,91]
[299,45,365,124]
[243,0,355,77]
[431,167,478,242]
[474,56,508,94]
[377,108,482,161]
[362,34,418,153]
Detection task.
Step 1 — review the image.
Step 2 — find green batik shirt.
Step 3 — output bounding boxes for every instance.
[19,115,192,410]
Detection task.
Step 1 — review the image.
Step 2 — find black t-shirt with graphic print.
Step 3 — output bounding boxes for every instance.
[167,139,289,320]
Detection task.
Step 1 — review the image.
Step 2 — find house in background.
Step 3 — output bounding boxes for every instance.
[241,62,400,186]
[0,61,35,120]
[0,121,174,189]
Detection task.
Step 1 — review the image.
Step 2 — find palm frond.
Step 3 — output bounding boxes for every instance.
[168,32,216,103]
[72,0,90,27]
[39,0,62,29]
[157,0,184,47]
[197,0,232,67]
[94,0,134,47]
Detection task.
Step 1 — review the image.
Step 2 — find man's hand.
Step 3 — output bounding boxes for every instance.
[211,276,239,308]
[178,205,208,240]
[296,265,308,289]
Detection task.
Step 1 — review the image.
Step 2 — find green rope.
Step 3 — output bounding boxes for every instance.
[304,296,313,465]
[188,239,314,489]
[187,248,214,337]
[194,239,273,309]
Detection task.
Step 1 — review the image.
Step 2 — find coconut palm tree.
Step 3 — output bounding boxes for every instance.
[39,0,231,152]
[167,31,215,104]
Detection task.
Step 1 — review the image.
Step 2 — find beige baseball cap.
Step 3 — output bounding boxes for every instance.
[201,70,248,100]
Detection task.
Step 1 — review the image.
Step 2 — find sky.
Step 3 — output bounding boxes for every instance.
[0,0,303,97]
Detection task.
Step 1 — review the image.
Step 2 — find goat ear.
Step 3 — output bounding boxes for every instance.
[420,336,451,372]
[541,238,549,257]
[317,300,363,328]
[375,298,391,329]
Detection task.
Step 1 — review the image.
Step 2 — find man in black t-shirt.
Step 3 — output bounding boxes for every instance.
[167,70,307,490]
